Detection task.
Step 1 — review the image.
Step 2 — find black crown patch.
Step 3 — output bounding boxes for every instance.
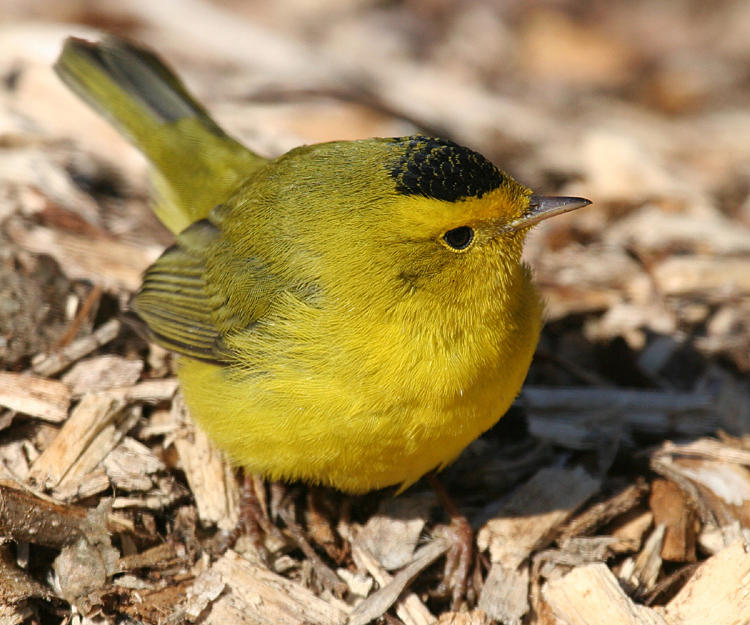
[389,136,504,202]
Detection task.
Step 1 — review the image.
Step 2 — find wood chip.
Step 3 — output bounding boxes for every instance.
[618,524,665,597]
[111,487,187,512]
[653,256,750,295]
[663,540,750,625]
[653,439,750,544]
[683,459,750,523]
[7,220,161,292]
[604,208,750,256]
[659,438,750,466]
[121,578,197,623]
[54,403,142,500]
[477,563,529,625]
[551,536,621,566]
[57,466,111,501]
[477,466,601,567]
[543,562,669,625]
[0,440,32,482]
[108,377,180,403]
[0,371,71,423]
[185,567,226,619]
[435,610,493,625]
[635,523,667,593]
[198,549,349,625]
[349,539,446,625]
[0,603,33,625]
[611,511,654,554]
[30,318,121,378]
[118,542,185,573]
[523,387,718,441]
[649,479,696,562]
[0,543,51,607]
[53,527,120,613]
[61,354,143,394]
[0,481,131,548]
[102,436,165,492]
[356,494,431,570]
[560,482,648,541]
[336,567,373,598]
[139,407,178,439]
[29,392,129,490]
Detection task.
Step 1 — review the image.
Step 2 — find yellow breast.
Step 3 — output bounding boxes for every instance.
[177,262,543,493]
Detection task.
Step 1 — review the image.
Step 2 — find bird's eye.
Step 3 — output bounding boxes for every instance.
[442,226,474,251]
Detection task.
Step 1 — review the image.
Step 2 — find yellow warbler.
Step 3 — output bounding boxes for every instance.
[56,36,590,494]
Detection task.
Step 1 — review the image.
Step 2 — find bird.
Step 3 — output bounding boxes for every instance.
[55,34,591,606]
[55,35,590,496]
[55,37,594,603]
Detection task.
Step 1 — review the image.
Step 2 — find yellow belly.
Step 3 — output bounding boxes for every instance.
[177,292,541,493]
[178,358,529,492]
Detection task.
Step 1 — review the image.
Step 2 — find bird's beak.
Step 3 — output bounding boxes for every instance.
[507,195,591,231]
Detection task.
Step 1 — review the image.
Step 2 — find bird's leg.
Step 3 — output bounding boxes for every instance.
[214,471,282,554]
[216,478,345,596]
[428,473,473,610]
[243,473,280,539]
[306,487,349,564]
[276,487,348,597]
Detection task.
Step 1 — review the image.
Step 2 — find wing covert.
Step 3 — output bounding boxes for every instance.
[132,218,271,363]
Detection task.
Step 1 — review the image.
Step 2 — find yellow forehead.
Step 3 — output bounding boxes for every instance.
[392,183,531,234]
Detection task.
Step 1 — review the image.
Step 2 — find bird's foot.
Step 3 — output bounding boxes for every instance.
[212,472,282,556]
[429,473,474,610]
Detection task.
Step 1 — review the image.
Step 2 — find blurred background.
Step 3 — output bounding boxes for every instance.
[1,1,750,622]
[2,0,749,395]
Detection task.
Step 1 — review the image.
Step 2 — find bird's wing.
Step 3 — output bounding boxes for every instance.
[131,218,272,363]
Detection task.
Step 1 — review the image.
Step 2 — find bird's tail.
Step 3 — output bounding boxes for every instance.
[55,36,265,234]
